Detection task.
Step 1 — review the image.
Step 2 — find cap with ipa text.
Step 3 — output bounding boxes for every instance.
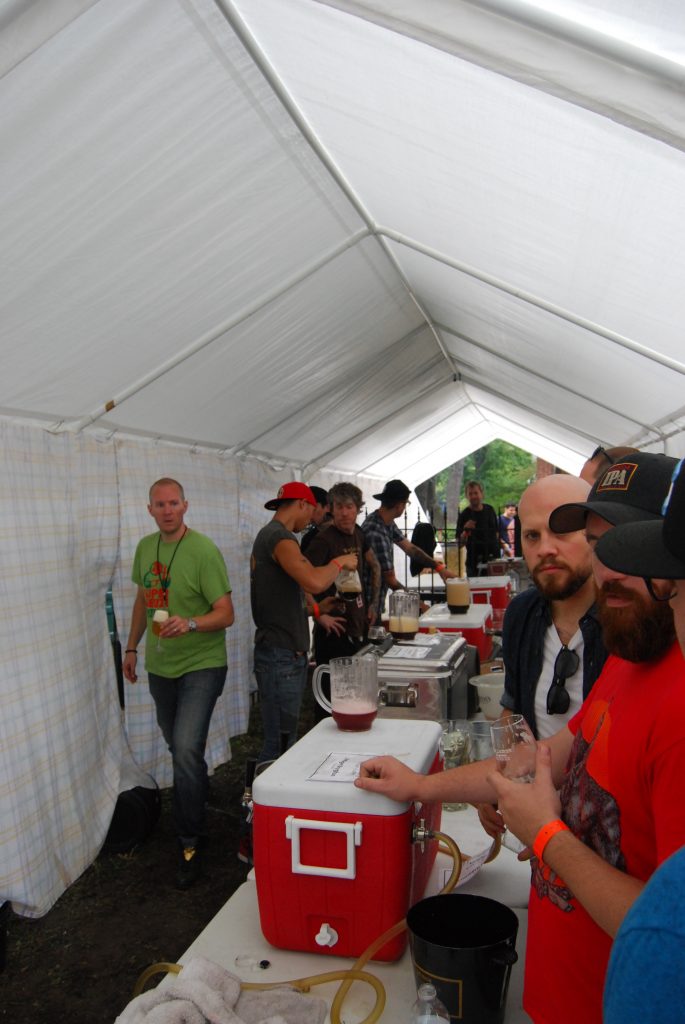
[373,479,411,503]
[264,482,317,511]
[549,452,678,534]
[594,458,685,579]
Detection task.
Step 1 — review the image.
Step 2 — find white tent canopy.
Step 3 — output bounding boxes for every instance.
[2,0,684,916]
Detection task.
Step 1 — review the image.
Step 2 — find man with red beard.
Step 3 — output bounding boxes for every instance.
[356,452,684,1024]
[499,474,608,739]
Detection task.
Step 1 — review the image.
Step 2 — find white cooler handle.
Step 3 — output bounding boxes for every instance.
[285,815,362,879]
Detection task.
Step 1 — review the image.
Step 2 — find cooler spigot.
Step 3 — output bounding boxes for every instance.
[412,818,433,853]
[315,922,339,948]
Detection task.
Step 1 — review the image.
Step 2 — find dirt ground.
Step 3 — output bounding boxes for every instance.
[1,695,317,1024]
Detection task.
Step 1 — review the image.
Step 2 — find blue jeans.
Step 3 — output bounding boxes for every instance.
[253,644,308,763]
[148,666,226,845]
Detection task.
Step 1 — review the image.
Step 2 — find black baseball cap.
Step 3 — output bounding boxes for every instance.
[594,458,685,579]
[549,452,678,533]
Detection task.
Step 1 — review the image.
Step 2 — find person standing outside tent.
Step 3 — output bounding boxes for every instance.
[456,480,500,575]
[594,456,685,1024]
[498,502,518,557]
[361,478,458,617]
[356,452,685,1024]
[250,482,357,763]
[123,478,234,889]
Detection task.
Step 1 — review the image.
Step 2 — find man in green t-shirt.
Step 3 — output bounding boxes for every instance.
[123,478,234,889]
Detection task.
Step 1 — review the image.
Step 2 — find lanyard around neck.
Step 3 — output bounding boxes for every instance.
[156,525,188,592]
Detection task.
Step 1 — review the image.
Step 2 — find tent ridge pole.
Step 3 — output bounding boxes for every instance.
[241,324,428,449]
[303,377,456,477]
[435,321,662,439]
[212,0,459,381]
[379,227,685,376]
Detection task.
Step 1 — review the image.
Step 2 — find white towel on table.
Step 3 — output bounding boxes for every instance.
[115,955,326,1024]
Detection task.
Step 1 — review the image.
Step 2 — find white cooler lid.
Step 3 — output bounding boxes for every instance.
[252,717,441,815]
[419,602,493,628]
[468,576,511,589]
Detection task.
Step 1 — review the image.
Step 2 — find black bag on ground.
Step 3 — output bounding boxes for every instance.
[104,783,161,854]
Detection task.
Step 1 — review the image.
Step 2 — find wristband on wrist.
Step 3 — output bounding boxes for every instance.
[332,559,343,572]
[533,819,570,863]
[312,602,321,620]
[434,562,445,572]
[125,648,137,654]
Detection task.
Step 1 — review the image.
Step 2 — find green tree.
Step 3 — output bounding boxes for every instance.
[417,439,535,525]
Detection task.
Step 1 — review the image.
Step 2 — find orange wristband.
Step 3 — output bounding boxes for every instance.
[533,819,570,863]
[332,559,343,572]
[434,562,445,572]
[312,602,321,620]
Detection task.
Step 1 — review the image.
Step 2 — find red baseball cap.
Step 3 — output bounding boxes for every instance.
[264,481,317,510]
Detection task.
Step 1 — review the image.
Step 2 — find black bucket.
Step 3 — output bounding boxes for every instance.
[406,893,518,1024]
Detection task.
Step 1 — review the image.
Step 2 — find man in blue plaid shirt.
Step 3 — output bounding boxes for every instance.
[361,479,458,617]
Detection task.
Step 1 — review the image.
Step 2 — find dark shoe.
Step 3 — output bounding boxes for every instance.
[237,833,253,866]
[176,844,202,889]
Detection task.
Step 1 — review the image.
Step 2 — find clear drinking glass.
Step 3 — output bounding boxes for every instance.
[468,720,494,761]
[440,719,471,812]
[489,714,536,852]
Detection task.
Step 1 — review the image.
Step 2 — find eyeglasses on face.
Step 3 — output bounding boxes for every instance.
[645,578,678,602]
[546,645,580,715]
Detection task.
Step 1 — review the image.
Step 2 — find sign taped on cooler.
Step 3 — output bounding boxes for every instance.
[252,718,442,961]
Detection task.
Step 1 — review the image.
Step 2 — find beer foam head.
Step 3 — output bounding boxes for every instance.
[152,609,169,622]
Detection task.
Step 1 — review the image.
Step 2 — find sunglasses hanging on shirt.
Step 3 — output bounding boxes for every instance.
[546,645,580,715]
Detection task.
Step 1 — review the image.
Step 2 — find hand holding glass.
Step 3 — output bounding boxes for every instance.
[490,714,536,852]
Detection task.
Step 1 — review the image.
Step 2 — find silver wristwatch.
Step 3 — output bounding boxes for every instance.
[187,618,198,632]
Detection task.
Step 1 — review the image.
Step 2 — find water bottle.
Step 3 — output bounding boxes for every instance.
[410,982,450,1023]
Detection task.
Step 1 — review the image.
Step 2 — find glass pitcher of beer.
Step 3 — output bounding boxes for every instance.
[388,590,420,640]
[311,654,378,731]
[446,577,471,614]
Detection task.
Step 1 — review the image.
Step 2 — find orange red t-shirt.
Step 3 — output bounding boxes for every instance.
[523,641,685,1024]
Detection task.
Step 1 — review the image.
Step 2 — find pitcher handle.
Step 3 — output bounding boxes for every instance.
[311,664,333,714]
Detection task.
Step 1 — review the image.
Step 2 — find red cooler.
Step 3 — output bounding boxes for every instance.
[468,575,512,610]
[418,602,494,661]
[252,718,442,961]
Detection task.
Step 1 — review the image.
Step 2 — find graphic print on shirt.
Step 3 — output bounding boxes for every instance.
[532,697,624,912]
[142,560,170,610]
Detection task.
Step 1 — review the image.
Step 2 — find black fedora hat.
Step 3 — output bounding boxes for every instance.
[594,458,685,579]
[373,479,411,503]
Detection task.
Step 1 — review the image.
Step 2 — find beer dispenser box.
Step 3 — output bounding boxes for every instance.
[252,718,442,962]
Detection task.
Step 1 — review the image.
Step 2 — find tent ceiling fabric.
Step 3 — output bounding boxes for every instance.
[1,0,684,486]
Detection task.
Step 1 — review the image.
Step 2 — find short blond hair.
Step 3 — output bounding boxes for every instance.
[149,478,185,502]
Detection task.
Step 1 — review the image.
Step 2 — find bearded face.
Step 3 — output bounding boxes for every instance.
[596,581,676,662]
[532,557,592,601]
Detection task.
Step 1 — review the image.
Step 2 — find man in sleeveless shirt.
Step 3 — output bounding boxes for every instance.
[250,482,358,763]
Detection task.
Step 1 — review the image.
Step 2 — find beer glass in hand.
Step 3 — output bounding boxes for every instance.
[490,714,536,852]
[152,609,169,653]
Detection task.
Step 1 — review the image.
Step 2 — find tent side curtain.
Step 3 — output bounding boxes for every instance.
[0,415,388,917]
